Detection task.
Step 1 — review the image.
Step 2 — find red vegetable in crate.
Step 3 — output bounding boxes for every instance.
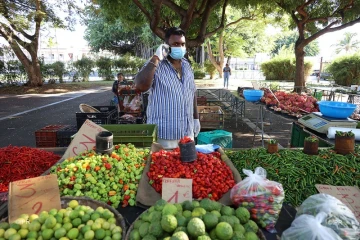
[0,145,61,193]
[179,136,193,144]
[147,148,235,201]
[230,167,284,233]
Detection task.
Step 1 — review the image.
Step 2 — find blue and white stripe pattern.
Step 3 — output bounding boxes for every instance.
[143,58,196,140]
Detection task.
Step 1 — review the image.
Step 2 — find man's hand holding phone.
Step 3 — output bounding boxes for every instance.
[154,44,170,61]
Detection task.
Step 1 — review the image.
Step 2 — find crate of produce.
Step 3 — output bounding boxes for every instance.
[56,125,78,147]
[197,130,233,148]
[102,124,157,147]
[197,106,224,129]
[197,96,207,106]
[35,125,68,147]
[76,106,117,130]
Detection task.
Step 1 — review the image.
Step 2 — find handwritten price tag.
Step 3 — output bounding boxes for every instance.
[8,175,61,223]
[316,184,360,222]
[162,178,192,204]
[62,120,106,159]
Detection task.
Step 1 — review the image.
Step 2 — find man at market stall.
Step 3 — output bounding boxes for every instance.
[134,27,200,148]
[112,73,127,111]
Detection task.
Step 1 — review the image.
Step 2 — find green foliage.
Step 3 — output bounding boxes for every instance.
[271,31,320,57]
[261,57,312,81]
[327,54,360,86]
[194,70,206,79]
[51,61,66,83]
[113,54,146,74]
[72,57,95,82]
[96,57,114,81]
[204,61,217,79]
[0,60,26,84]
[336,131,355,137]
[304,136,319,142]
[332,32,360,54]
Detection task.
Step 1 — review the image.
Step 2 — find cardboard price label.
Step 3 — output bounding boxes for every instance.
[8,174,61,223]
[316,184,360,222]
[62,120,106,159]
[162,178,192,203]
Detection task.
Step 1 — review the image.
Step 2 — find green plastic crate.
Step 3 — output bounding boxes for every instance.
[102,124,157,147]
[290,123,331,148]
[197,130,232,148]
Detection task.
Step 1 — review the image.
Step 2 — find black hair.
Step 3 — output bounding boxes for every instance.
[117,72,124,77]
[165,27,186,43]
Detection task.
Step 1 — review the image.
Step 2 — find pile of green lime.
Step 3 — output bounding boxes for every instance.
[0,200,123,240]
[129,198,260,240]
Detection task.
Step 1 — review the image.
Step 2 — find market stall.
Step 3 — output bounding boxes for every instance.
[1,89,360,240]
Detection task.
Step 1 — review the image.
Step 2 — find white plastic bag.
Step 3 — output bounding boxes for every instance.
[296,193,360,240]
[282,212,343,240]
[230,167,284,233]
[128,95,142,111]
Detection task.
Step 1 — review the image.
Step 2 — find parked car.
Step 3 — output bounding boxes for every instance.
[320,72,331,80]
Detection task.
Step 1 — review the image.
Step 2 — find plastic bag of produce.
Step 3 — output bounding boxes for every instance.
[230,167,284,233]
[296,193,360,240]
[282,212,343,240]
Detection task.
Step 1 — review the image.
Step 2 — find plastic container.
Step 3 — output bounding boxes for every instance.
[102,124,157,147]
[76,106,118,130]
[35,125,68,147]
[56,125,77,147]
[243,90,264,102]
[179,141,197,162]
[318,101,356,119]
[197,130,232,148]
[96,131,114,155]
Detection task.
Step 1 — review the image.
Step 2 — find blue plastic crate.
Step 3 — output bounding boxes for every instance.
[197,130,232,148]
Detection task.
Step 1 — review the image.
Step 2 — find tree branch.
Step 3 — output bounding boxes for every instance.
[198,0,208,14]
[0,27,31,67]
[162,0,187,17]
[150,0,162,32]
[180,0,197,30]
[199,0,227,41]
[132,0,152,22]
[225,15,255,28]
[0,0,35,40]
[0,23,32,52]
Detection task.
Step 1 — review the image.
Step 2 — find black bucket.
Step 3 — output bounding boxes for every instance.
[179,141,197,162]
[96,131,114,155]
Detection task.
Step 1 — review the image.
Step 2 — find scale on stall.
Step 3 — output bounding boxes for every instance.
[298,112,357,134]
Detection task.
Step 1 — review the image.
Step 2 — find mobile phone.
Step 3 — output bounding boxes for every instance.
[162,44,170,55]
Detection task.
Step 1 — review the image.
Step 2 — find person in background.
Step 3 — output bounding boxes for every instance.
[134,27,200,148]
[223,63,231,88]
[112,73,126,111]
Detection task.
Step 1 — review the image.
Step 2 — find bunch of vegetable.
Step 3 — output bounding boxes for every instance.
[230,167,284,233]
[147,149,235,201]
[51,144,149,208]
[335,130,355,137]
[0,199,123,240]
[128,198,262,240]
[304,136,319,142]
[226,147,360,207]
[296,194,360,240]
[0,146,61,193]
[260,89,319,115]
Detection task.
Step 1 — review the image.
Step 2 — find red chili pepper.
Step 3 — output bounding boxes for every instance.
[0,146,61,193]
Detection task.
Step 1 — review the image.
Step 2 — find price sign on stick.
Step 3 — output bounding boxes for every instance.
[8,174,61,223]
[162,178,192,204]
[62,120,106,159]
[316,184,360,222]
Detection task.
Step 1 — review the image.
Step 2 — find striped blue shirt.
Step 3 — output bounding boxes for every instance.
[142,58,196,139]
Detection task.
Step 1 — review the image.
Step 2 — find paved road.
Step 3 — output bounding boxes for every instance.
[0,87,112,148]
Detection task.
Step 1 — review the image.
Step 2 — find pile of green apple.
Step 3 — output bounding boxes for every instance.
[50,144,150,208]
[0,200,123,240]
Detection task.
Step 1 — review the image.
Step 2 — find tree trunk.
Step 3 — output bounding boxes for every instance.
[206,41,222,78]
[26,61,43,87]
[227,56,231,64]
[294,44,305,93]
